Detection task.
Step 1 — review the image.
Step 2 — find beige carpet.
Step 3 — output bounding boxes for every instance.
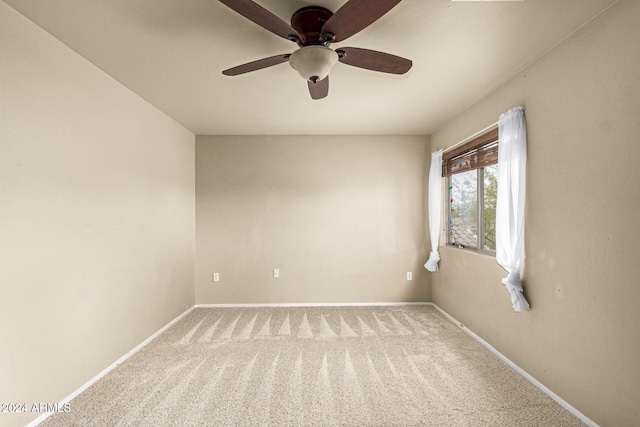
[41,305,584,426]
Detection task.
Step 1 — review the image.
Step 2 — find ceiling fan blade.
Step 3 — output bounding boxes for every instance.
[222,54,290,76]
[218,0,305,44]
[308,76,329,100]
[338,47,412,74]
[321,0,402,42]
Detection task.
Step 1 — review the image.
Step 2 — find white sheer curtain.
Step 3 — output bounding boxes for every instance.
[496,106,530,311]
[424,150,443,272]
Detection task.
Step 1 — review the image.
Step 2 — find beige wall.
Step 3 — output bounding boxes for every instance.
[430,1,640,426]
[0,4,195,426]
[196,135,431,304]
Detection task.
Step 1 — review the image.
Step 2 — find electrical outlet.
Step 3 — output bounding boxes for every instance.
[407,272,413,280]
[273,268,280,278]
[213,272,220,282]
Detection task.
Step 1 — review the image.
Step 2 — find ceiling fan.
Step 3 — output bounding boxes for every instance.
[219,0,413,99]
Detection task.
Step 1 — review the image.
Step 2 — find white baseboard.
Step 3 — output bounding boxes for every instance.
[27,305,196,427]
[429,303,599,427]
[195,302,430,308]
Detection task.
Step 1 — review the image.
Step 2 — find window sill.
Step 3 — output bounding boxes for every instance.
[441,244,496,258]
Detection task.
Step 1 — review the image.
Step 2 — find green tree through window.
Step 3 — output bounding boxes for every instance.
[449,170,478,248]
[483,164,498,251]
[449,166,497,251]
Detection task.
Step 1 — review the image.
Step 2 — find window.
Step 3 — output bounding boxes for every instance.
[443,128,498,252]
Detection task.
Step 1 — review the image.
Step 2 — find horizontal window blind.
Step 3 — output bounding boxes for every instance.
[442,128,499,177]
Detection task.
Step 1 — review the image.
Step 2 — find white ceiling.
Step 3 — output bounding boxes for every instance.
[5,0,616,135]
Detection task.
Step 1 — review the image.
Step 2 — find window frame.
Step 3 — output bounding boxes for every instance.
[443,127,499,255]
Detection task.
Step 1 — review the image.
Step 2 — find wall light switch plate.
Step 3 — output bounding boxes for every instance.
[273,268,280,278]
[213,272,220,282]
[407,272,413,280]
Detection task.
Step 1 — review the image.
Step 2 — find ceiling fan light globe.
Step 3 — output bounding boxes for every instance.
[289,46,338,82]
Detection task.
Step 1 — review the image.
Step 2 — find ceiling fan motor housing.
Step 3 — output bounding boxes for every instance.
[291,6,334,47]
